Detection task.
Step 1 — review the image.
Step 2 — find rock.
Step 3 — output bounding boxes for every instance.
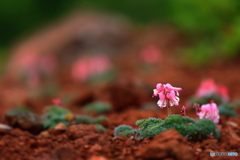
[138,129,194,160]
[88,156,108,160]
[40,131,50,137]
[54,123,67,130]
[3,112,43,134]
[51,145,78,160]
[67,124,99,140]
[0,123,12,130]
[90,143,102,152]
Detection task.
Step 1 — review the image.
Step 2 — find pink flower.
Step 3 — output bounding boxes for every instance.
[52,98,62,106]
[71,55,111,82]
[195,79,217,97]
[18,52,57,87]
[39,55,57,75]
[140,45,161,64]
[153,83,182,108]
[71,59,90,82]
[197,102,219,124]
[90,55,111,74]
[217,85,229,102]
[195,79,229,102]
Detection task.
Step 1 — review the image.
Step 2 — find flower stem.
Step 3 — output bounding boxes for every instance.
[167,102,171,116]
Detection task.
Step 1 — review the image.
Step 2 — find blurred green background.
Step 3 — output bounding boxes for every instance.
[1,0,240,66]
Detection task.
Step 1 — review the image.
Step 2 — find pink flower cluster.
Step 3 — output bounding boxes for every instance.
[195,79,229,102]
[153,83,182,108]
[52,98,62,106]
[197,102,220,124]
[71,55,111,82]
[19,53,57,87]
[140,45,161,64]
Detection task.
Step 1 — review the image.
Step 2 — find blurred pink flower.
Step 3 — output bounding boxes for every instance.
[140,45,161,64]
[217,85,229,102]
[71,55,111,82]
[20,53,38,69]
[153,83,182,108]
[39,55,57,75]
[18,52,57,87]
[90,55,111,74]
[195,79,229,102]
[197,102,219,124]
[52,98,62,106]
[26,69,40,87]
[71,59,89,82]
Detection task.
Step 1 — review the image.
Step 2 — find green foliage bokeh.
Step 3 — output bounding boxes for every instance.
[1,0,240,65]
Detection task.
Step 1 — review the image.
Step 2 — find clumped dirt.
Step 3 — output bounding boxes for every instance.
[0,112,240,160]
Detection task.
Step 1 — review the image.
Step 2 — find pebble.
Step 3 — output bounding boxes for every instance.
[0,123,12,130]
[54,123,67,130]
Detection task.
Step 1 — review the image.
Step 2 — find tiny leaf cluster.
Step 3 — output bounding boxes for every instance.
[84,102,112,114]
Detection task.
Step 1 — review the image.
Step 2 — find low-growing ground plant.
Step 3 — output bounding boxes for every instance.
[42,105,72,128]
[190,79,239,117]
[114,83,220,140]
[114,115,219,140]
[83,102,112,114]
[7,106,33,116]
[41,99,107,131]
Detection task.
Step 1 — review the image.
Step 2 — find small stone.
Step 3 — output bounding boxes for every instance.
[40,131,49,137]
[88,155,108,160]
[54,123,67,130]
[84,145,90,149]
[3,112,43,134]
[196,148,202,152]
[226,121,238,128]
[90,144,102,151]
[0,124,12,130]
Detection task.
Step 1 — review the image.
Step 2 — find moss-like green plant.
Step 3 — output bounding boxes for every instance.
[190,94,224,106]
[42,104,107,129]
[219,105,237,117]
[75,115,94,124]
[93,115,107,123]
[114,115,220,140]
[95,124,106,132]
[218,101,240,117]
[43,116,70,128]
[114,125,138,137]
[43,106,71,118]
[84,102,112,114]
[42,106,72,129]
[75,115,106,124]
[136,118,163,128]
[7,106,33,116]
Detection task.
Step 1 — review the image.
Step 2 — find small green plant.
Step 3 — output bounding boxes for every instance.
[75,115,106,124]
[84,102,112,114]
[114,82,220,140]
[190,94,224,105]
[219,102,240,117]
[42,106,72,128]
[114,125,139,137]
[7,106,33,116]
[191,79,239,117]
[114,115,220,140]
[95,124,106,132]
